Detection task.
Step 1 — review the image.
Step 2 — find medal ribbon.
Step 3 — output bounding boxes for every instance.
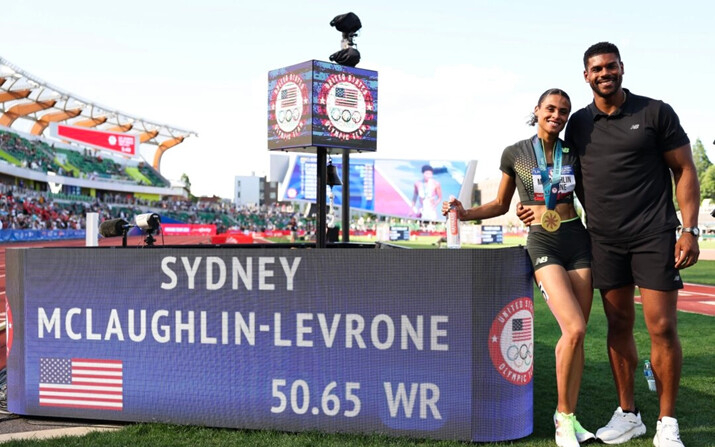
[533,136,562,210]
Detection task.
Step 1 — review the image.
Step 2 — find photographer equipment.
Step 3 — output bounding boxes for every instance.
[329,12,362,67]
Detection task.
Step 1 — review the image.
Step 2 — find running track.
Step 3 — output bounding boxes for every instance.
[0,238,713,370]
[635,283,715,316]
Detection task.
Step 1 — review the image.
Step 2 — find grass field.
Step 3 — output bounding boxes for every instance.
[680,259,715,285]
[3,257,713,446]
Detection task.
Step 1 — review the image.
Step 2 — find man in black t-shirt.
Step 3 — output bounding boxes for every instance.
[519,42,699,447]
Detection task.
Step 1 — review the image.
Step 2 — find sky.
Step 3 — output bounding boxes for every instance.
[1,0,714,199]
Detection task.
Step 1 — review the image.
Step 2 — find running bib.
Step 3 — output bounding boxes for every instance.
[531,165,575,201]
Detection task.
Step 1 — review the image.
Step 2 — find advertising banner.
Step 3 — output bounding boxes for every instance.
[50,123,138,156]
[7,247,532,442]
[0,229,85,242]
[160,224,217,237]
[481,225,504,244]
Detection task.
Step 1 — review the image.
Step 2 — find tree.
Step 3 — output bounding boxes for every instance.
[692,138,712,184]
[180,173,194,199]
[701,164,715,202]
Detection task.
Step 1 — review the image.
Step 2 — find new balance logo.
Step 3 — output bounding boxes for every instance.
[630,124,640,130]
[535,256,548,265]
[674,274,680,282]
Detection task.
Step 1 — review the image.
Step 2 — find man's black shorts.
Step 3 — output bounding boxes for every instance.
[591,230,683,291]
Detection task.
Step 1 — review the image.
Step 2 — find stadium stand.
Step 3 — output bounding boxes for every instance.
[0,129,62,173]
[0,55,194,234]
[0,128,170,187]
[0,180,321,236]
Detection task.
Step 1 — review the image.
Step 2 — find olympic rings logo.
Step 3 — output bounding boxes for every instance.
[506,343,533,367]
[277,108,301,124]
[330,108,362,124]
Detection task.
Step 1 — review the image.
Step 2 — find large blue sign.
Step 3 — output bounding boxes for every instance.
[6,247,533,442]
[0,229,85,242]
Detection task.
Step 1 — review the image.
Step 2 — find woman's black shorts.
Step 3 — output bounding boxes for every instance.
[526,218,591,271]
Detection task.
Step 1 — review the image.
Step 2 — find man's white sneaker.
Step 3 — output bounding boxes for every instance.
[654,417,685,447]
[596,406,647,444]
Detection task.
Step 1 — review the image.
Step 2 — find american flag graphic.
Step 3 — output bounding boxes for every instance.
[280,86,297,107]
[335,87,358,107]
[512,317,532,342]
[39,358,123,411]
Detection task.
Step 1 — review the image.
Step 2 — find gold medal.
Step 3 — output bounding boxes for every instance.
[541,210,561,232]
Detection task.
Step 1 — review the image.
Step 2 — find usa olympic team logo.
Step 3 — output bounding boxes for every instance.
[488,297,534,385]
[319,73,374,141]
[269,74,309,140]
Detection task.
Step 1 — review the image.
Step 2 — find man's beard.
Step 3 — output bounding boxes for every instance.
[591,75,622,98]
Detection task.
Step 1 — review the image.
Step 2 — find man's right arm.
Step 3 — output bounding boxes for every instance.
[515,203,535,226]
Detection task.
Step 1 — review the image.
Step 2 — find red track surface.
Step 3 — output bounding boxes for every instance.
[0,238,713,371]
[635,283,715,316]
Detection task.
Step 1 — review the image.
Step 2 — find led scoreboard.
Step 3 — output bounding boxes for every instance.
[6,247,533,442]
[267,60,378,152]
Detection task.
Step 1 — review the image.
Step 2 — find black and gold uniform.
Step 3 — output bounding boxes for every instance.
[500,136,590,271]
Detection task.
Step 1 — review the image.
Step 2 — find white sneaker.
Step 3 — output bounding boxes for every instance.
[596,406,647,444]
[654,417,684,447]
[553,411,596,443]
[572,415,596,443]
[554,411,580,447]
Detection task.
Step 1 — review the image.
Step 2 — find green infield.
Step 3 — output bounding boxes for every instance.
[681,259,715,286]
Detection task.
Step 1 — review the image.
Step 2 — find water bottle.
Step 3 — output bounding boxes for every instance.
[643,360,656,392]
[447,195,461,249]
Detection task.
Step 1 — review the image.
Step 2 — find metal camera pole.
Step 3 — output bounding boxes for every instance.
[316,147,327,248]
[342,151,350,242]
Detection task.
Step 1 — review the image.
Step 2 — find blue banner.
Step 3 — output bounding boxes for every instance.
[6,247,533,442]
[0,229,85,242]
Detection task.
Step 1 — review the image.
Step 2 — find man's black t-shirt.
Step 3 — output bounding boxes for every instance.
[565,89,689,241]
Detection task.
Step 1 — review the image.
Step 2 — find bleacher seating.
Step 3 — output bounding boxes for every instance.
[0,128,168,185]
[138,164,170,187]
[0,130,62,173]
[0,127,323,235]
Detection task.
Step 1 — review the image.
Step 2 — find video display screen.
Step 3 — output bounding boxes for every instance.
[267,61,378,152]
[7,247,533,442]
[280,156,469,222]
[282,155,375,212]
[373,159,468,222]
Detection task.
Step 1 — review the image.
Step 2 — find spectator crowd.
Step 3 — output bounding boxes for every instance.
[0,182,318,235]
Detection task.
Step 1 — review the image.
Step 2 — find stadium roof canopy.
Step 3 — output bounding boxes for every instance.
[0,56,197,171]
